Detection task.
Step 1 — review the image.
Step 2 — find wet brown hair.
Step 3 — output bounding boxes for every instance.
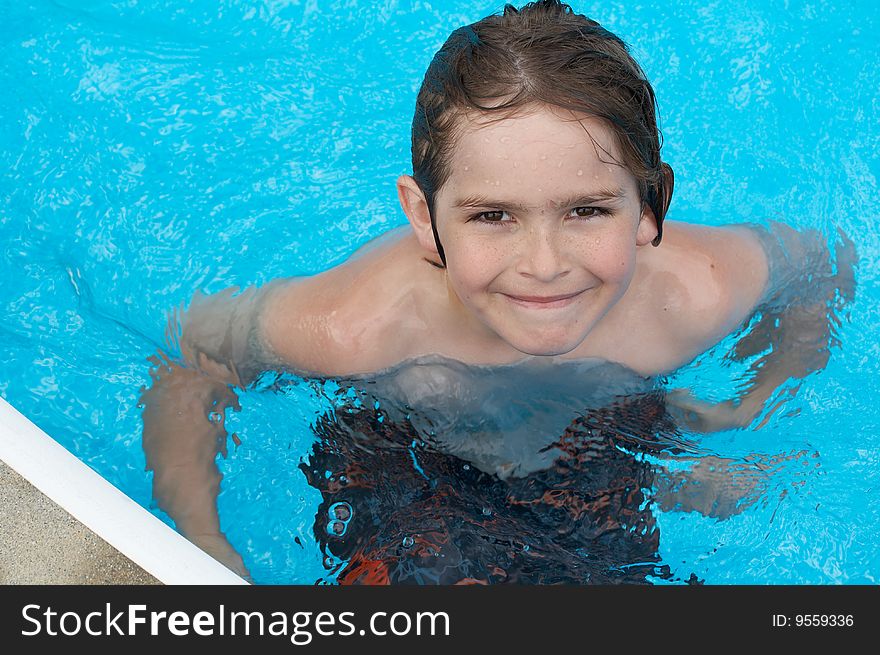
[411,0,674,266]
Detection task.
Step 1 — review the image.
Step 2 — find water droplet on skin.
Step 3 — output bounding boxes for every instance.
[208,411,223,424]
[540,154,547,160]
[499,135,511,144]
[512,162,518,168]
[402,536,415,548]
[557,160,563,168]
[482,507,492,516]
[463,165,470,172]
[577,169,583,176]
[463,464,470,471]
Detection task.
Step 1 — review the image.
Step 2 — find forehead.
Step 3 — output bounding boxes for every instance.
[441,105,636,202]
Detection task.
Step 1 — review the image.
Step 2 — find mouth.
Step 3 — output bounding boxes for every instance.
[502,289,587,309]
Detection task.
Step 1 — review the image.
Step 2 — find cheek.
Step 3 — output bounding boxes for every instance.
[607,252,636,283]
[447,239,506,293]
[584,229,639,283]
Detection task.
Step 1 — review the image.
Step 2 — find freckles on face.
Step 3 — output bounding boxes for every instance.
[429,106,649,355]
[435,106,644,277]
[438,108,642,223]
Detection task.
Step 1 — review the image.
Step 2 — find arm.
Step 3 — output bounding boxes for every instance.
[667,225,857,433]
[139,283,285,578]
[140,353,247,576]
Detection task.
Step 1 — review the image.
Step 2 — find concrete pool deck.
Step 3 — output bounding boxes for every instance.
[0,460,159,584]
[0,396,247,585]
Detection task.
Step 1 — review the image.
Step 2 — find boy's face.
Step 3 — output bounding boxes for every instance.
[426,105,658,357]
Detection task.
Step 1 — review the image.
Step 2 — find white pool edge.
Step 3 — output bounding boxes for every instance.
[0,396,247,585]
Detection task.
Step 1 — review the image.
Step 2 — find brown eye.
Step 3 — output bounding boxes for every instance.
[571,207,608,218]
[472,210,510,224]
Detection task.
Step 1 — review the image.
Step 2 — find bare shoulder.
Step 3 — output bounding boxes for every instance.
[663,220,768,315]
[260,227,439,377]
[634,220,770,363]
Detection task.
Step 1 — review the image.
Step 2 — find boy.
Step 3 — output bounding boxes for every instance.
[140,1,852,578]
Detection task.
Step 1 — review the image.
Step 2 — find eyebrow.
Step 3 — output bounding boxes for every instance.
[451,187,627,212]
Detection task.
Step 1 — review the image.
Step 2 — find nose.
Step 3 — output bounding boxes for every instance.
[514,226,571,282]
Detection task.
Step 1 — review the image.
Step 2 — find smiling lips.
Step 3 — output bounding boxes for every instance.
[503,289,586,309]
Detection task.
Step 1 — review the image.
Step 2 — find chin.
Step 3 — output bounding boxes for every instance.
[506,333,585,358]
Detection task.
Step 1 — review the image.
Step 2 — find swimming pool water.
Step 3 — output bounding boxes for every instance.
[2,0,879,583]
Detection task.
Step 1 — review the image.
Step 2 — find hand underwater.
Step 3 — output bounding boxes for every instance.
[191,533,252,581]
[665,388,758,433]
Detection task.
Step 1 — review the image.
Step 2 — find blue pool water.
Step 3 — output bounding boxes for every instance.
[2,0,879,584]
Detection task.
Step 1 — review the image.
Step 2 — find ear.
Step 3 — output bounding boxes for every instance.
[396,175,440,255]
[636,203,659,247]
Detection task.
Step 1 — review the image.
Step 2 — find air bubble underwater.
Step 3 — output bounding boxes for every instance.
[327,520,347,537]
[326,501,353,538]
[329,501,352,521]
